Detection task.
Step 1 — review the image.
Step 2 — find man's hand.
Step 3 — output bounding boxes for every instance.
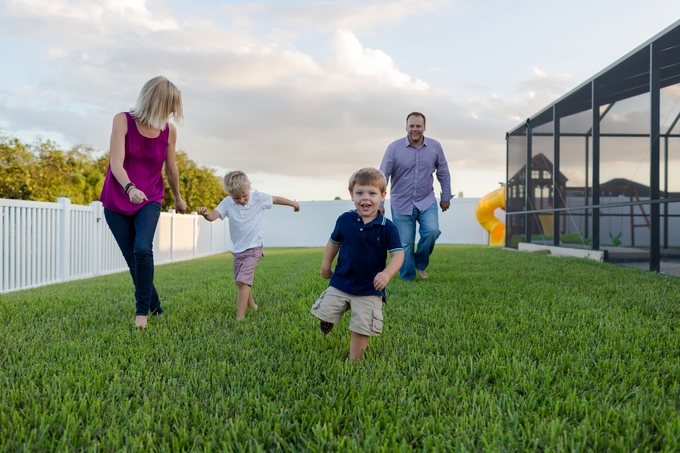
[440,200,450,212]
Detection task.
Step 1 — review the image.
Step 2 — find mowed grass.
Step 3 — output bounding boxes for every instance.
[1,245,680,452]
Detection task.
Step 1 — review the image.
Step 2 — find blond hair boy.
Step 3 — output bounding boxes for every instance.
[198,171,300,320]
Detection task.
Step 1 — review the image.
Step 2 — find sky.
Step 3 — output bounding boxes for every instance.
[1,0,679,201]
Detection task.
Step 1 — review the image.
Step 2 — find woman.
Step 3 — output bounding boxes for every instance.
[100,76,186,329]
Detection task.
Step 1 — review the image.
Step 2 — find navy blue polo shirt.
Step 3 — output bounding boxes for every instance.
[328,210,403,301]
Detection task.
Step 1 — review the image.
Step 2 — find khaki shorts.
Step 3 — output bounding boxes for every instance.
[232,246,263,286]
[311,286,384,336]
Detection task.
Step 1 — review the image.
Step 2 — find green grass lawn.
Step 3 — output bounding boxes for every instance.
[1,245,680,452]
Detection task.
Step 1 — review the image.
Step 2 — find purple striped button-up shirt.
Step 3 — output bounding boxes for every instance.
[380,136,452,216]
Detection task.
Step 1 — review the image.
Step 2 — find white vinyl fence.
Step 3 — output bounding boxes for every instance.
[1,197,491,294]
[1,198,231,294]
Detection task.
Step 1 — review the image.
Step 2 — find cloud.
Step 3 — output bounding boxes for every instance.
[515,67,574,106]
[327,30,429,90]
[5,0,178,34]
[272,0,453,34]
[0,0,572,199]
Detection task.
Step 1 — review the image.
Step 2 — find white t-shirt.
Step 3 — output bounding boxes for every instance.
[214,191,274,253]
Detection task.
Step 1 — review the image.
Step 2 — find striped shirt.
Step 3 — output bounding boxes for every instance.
[380,136,452,216]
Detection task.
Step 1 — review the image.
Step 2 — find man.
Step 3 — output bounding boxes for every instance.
[379,112,452,281]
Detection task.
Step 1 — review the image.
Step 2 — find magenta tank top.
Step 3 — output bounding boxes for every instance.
[100,112,169,215]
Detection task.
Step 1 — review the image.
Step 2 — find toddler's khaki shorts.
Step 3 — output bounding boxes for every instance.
[311,286,384,336]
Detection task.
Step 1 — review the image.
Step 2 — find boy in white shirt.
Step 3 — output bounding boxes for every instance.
[197,171,300,320]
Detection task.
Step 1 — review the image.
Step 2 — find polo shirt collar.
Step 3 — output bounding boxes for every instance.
[350,209,386,228]
[229,194,253,209]
[228,194,252,208]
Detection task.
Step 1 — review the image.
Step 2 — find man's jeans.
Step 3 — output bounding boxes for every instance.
[104,202,163,316]
[391,203,441,281]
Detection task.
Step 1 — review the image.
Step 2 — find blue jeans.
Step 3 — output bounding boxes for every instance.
[391,203,441,281]
[104,202,163,316]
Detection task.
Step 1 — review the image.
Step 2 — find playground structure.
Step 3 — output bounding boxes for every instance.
[475,185,506,246]
[502,20,680,272]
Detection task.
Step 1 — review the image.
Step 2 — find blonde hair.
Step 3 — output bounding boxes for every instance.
[223,171,251,195]
[130,76,183,130]
[348,168,387,193]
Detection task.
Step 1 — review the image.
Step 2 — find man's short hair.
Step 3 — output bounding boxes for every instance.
[348,168,387,193]
[223,171,251,195]
[406,112,426,125]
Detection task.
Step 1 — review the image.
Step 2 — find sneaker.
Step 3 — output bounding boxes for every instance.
[320,320,334,334]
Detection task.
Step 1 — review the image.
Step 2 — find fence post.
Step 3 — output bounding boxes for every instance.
[57,197,71,282]
[168,209,175,263]
[193,212,198,258]
[224,218,230,254]
[210,216,214,256]
[90,201,103,277]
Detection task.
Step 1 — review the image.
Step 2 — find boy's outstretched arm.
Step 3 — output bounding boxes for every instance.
[272,196,300,212]
[320,240,340,279]
[196,207,221,222]
[373,251,404,291]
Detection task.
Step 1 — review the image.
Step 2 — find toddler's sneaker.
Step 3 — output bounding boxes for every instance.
[320,320,334,334]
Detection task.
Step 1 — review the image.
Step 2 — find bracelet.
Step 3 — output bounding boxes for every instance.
[124,183,135,194]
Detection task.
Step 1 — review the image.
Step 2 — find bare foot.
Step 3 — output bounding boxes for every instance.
[417,269,428,279]
[135,315,148,329]
[249,300,259,311]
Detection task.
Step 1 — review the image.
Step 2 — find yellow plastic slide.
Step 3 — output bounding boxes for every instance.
[475,185,505,246]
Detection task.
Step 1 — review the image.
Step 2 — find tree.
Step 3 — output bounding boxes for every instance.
[28,141,106,205]
[0,136,35,200]
[0,132,225,211]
